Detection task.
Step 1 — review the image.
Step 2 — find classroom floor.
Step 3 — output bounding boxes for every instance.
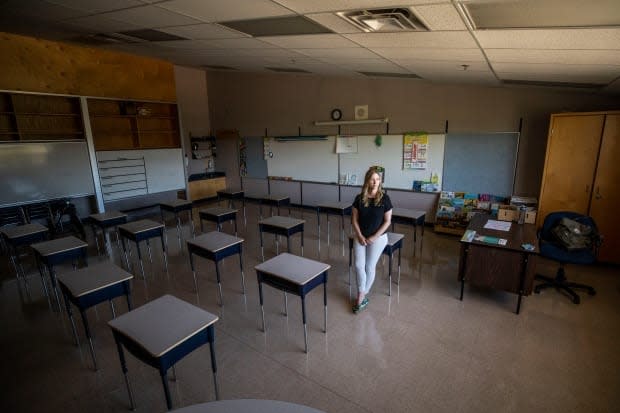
[2,201,619,413]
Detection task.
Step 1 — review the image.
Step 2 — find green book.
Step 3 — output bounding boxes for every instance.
[474,235,508,246]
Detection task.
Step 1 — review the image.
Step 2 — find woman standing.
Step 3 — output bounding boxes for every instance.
[351,166,393,313]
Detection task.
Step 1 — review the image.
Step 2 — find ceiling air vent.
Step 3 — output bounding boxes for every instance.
[337,8,429,32]
[502,79,605,89]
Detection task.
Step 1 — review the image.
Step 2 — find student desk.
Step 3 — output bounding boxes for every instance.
[458,214,539,314]
[160,199,195,250]
[316,201,352,246]
[109,295,219,411]
[259,194,290,217]
[348,233,404,296]
[1,223,48,282]
[258,216,305,261]
[217,189,245,223]
[255,253,330,353]
[391,208,426,253]
[31,236,88,310]
[170,399,326,413]
[89,211,127,256]
[57,261,133,370]
[199,207,238,236]
[187,231,245,304]
[118,219,168,279]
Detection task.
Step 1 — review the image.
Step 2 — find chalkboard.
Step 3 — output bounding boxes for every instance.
[339,134,445,189]
[0,142,95,207]
[443,132,519,196]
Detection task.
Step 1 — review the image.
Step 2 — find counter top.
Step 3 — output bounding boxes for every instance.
[188,172,225,182]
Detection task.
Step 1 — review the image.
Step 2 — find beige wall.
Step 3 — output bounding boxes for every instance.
[173,65,211,176]
[206,71,618,197]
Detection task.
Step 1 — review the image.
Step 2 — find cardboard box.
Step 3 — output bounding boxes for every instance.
[524,210,537,224]
[498,205,519,222]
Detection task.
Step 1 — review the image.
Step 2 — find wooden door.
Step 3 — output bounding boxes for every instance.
[590,114,620,263]
[216,129,241,189]
[537,114,604,226]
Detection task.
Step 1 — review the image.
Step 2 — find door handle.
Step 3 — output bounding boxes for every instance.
[595,186,602,199]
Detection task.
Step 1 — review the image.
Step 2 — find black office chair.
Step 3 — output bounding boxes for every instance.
[534,211,600,304]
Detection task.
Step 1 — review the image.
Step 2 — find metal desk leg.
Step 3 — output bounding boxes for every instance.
[301,295,308,353]
[215,261,223,306]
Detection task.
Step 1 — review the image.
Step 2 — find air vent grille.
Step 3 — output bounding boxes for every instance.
[266,67,311,73]
[337,8,428,32]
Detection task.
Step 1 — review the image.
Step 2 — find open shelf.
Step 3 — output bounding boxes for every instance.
[88,98,180,150]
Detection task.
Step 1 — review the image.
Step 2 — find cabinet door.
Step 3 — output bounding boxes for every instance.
[590,114,620,263]
[537,115,604,225]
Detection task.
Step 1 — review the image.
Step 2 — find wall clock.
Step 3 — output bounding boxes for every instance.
[331,108,342,121]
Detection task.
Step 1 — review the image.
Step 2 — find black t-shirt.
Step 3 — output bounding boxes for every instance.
[353,193,393,238]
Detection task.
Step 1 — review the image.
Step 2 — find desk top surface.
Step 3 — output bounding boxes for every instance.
[57,261,133,297]
[262,194,290,202]
[188,231,244,252]
[160,199,193,209]
[1,223,48,239]
[108,294,218,357]
[318,201,352,210]
[31,236,87,257]
[259,216,305,229]
[170,399,325,413]
[118,219,164,234]
[255,253,330,285]
[463,214,539,253]
[217,189,243,196]
[391,208,426,219]
[200,207,238,217]
[90,211,128,223]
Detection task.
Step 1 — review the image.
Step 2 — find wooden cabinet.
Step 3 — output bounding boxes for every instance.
[0,92,84,141]
[88,98,180,150]
[538,111,620,263]
[188,177,226,201]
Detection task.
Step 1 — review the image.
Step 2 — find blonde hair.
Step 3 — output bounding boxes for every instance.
[361,166,384,207]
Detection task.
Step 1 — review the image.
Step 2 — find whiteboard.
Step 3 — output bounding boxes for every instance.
[266,136,338,183]
[0,142,95,207]
[339,134,445,190]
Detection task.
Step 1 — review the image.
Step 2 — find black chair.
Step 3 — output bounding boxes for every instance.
[534,211,599,304]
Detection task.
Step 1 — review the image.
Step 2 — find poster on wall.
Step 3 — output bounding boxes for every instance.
[403,132,428,170]
[335,135,358,153]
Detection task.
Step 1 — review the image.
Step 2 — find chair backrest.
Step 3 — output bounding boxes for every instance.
[540,211,600,261]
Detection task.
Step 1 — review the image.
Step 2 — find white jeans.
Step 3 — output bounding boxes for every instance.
[353,233,388,295]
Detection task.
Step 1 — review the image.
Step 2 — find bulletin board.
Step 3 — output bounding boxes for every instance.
[442,132,519,196]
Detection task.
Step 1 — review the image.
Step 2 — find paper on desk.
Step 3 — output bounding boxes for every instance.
[483,219,512,231]
[474,235,508,246]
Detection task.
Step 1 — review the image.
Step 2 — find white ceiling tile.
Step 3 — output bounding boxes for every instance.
[157,0,293,23]
[153,40,220,49]
[396,60,491,72]
[305,12,362,34]
[239,48,306,57]
[159,23,247,40]
[261,34,359,48]
[344,31,478,49]
[371,47,485,61]
[200,37,278,49]
[273,0,442,14]
[475,28,620,50]
[46,0,144,13]
[63,15,143,33]
[103,5,203,27]
[486,49,620,65]
[293,47,378,59]
[414,4,467,31]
